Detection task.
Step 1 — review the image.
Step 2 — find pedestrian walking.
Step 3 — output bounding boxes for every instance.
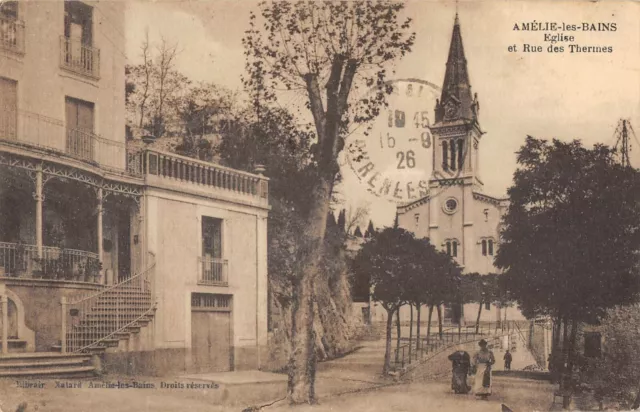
[472,339,495,399]
[447,350,471,394]
[503,349,512,371]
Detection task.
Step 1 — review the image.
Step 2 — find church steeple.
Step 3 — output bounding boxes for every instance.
[434,14,479,125]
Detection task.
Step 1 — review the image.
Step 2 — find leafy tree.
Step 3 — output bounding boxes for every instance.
[582,305,640,409]
[352,227,415,375]
[496,137,640,397]
[404,238,461,352]
[353,226,363,237]
[461,273,504,333]
[174,83,239,161]
[244,1,414,401]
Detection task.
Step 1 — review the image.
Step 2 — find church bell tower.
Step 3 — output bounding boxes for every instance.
[431,14,483,187]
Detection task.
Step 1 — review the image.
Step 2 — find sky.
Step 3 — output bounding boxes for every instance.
[124,0,640,228]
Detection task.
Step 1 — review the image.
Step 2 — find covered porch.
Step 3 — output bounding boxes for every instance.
[0,155,144,353]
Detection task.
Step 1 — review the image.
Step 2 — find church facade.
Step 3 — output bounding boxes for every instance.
[376,16,525,325]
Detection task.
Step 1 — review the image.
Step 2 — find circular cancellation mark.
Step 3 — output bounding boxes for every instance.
[344,78,468,205]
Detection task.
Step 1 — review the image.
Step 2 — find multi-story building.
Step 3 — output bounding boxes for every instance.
[0,1,268,376]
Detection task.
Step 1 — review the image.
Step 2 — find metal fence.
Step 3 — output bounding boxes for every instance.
[0,241,100,283]
[60,36,100,78]
[198,257,228,286]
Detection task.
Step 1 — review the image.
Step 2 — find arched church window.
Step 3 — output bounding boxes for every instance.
[481,239,487,256]
[457,139,464,170]
[442,141,449,170]
[445,240,458,257]
[450,139,457,171]
[488,239,494,256]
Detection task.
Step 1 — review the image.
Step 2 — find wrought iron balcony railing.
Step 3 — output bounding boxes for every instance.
[0,108,140,176]
[60,36,100,79]
[0,242,101,284]
[198,257,228,286]
[0,16,24,54]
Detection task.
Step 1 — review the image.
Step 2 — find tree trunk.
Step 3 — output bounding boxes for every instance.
[382,307,395,375]
[475,300,483,334]
[562,318,580,410]
[437,305,443,339]
[559,317,570,391]
[426,305,434,346]
[395,307,401,363]
[416,304,421,351]
[288,274,317,404]
[287,177,334,404]
[408,304,413,361]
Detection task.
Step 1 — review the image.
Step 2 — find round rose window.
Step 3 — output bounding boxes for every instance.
[443,198,458,214]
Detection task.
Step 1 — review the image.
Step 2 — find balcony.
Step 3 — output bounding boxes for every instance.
[0,242,101,284]
[0,15,24,54]
[0,108,139,175]
[60,36,100,79]
[198,257,228,286]
[141,149,269,204]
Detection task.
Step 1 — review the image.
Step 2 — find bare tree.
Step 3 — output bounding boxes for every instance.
[345,203,370,235]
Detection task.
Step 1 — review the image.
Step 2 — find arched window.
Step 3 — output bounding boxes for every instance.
[481,239,487,256]
[457,139,464,170]
[450,139,457,171]
[442,141,449,170]
[488,239,494,256]
[445,240,458,257]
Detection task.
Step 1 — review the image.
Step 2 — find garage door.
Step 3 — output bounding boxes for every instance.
[191,293,232,372]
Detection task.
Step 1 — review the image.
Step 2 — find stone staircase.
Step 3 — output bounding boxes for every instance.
[0,352,95,378]
[0,258,156,378]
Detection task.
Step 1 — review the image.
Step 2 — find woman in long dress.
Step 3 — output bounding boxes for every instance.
[473,339,495,399]
[448,350,471,394]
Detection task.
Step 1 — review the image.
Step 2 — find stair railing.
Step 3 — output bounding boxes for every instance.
[61,253,156,353]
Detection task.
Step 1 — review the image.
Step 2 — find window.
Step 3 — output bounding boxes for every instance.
[445,240,458,257]
[0,77,17,140]
[450,139,457,171]
[414,213,419,228]
[482,239,495,256]
[485,302,490,310]
[64,1,93,45]
[191,293,231,311]
[0,1,18,19]
[62,1,98,78]
[0,2,22,53]
[200,217,226,285]
[442,141,449,171]
[202,217,222,259]
[65,97,95,161]
[457,139,464,169]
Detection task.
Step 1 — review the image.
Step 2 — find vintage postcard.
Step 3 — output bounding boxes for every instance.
[0,0,638,411]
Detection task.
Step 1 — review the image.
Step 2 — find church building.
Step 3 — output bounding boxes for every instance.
[394,15,524,326]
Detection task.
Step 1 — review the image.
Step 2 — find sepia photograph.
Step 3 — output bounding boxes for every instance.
[0,0,638,411]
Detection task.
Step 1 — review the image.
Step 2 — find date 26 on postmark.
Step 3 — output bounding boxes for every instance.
[344,78,468,204]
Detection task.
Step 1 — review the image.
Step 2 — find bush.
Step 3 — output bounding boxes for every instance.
[581,305,640,408]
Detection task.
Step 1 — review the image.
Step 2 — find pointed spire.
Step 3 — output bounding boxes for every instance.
[434,13,478,125]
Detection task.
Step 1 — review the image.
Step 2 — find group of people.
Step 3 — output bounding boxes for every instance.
[447,339,513,399]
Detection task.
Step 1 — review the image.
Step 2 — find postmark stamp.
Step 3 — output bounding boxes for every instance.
[344,78,469,204]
